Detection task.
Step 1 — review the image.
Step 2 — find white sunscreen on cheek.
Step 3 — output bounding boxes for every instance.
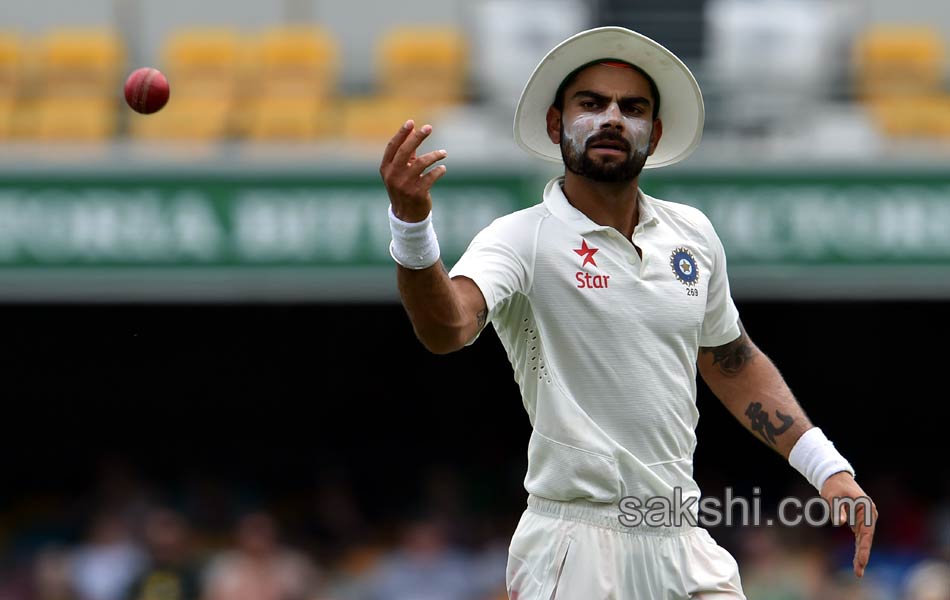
[629,120,652,155]
[565,108,652,155]
[564,114,599,156]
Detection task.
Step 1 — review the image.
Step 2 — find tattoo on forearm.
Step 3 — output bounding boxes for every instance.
[745,401,794,446]
[700,322,754,377]
[476,308,487,329]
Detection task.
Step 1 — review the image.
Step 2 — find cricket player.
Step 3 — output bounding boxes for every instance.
[379,26,877,598]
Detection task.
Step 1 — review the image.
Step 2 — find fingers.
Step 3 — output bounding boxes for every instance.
[393,123,433,169]
[853,523,874,577]
[380,120,446,210]
[821,494,848,527]
[420,163,448,189]
[381,119,414,168]
[410,148,448,176]
[852,503,877,578]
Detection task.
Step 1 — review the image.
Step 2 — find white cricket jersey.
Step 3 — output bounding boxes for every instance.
[449,176,741,507]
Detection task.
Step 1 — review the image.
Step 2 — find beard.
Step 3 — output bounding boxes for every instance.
[560,126,650,183]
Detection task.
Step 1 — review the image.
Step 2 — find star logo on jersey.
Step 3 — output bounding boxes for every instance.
[670,246,700,286]
[573,240,598,267]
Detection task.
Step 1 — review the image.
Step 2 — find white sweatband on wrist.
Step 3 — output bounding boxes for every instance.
[788,427,855,492]
[388,205,440,270]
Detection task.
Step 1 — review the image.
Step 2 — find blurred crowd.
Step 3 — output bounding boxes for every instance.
[0,464,947,600]
[0,462,513,600]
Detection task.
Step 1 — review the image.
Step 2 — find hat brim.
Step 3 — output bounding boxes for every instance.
[513,26,704,169]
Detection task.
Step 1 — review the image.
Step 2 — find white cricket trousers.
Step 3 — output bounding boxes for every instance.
[506,495,746,600]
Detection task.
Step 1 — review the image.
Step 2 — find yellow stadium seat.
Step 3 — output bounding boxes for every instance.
[250,26,340,98]
[340,96,441,142]
[909,96,950,138]
[0,33,26,100]
[933,100,950,138]
[0,34,26,138]
[0,99,16,139]
[162,28,243,98]
[243,97,337,141]
[866,95,950,138]
[866,97,915,137]
[376,26,467,105]
[32,97,116,141]
[129,96,233,141]
[37,28,124,98]
[855,27,944,99]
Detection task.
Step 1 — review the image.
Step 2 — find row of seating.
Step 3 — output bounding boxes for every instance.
[4,24,950,142]
[855,26,950,138]
[0,25,467,141]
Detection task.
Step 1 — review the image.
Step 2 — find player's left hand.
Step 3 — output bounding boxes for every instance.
[820,471,878,578]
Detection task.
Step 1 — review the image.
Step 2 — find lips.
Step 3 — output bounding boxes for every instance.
[588,138,629,152]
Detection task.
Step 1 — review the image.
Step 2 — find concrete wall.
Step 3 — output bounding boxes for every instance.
[864,0,950,38]
[3,0,115,31]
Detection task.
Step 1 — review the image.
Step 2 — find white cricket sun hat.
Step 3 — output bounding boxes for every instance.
[513,26,704,169]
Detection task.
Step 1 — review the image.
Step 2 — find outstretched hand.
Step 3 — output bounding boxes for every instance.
[820,471,878,578]
[379,120,448,223]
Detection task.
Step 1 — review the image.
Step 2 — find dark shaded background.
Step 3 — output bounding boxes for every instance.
[1,300,948,599]
[2,300,946,504]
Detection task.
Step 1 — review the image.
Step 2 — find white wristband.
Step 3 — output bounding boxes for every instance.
[788,427,855,492]
[388,205,440,270]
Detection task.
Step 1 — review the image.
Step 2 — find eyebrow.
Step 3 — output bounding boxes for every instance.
[572,90,652,107]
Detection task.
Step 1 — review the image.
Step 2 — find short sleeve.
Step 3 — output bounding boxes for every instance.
[448,213,536,341]
[699,218,741,347]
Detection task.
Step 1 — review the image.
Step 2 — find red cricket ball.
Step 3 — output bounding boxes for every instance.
[124,67,170,115]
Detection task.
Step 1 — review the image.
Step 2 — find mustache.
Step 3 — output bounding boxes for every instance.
[585,132,631,151]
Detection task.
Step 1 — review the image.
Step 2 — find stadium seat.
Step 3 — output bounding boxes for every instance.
[32,97,116,141]
[243,97,337,141]
[866,95,950,138]
[854,26,944,99]
[0,34,25,139]
[147,28,245,141]
[250,26,340,98]
[0,33,26,98]
[376,26,467,106]
[932,99,950,138]
[340,97,440,142]
[128,96,233,141]
[0,99,15,139]
[37,28,124,98]
[162,28,243,99]
[237,26,341,141]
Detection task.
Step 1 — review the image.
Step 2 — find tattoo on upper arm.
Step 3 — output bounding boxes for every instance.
[700,321,754,377]
[476,308,487,329]
[745,401,794,446]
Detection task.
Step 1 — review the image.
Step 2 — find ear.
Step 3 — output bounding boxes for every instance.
[546,106,562,144]
[648,118,663,156]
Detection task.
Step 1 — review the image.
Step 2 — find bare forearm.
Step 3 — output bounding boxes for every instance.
[699,323,812,458]
[381,119,475,354]
[718,351,811,457]
[397,262,481,354]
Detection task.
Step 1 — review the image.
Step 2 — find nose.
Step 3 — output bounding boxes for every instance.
[601,101,624,131]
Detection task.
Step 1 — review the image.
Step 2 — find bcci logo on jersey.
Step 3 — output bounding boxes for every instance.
[670,246,699,287]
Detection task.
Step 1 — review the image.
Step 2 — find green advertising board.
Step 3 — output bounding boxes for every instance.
[1,168,949,300]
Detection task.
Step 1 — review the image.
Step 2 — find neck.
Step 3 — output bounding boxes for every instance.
[562,171,641,239]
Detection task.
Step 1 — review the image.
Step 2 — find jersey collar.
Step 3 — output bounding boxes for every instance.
[543,176,660,235]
